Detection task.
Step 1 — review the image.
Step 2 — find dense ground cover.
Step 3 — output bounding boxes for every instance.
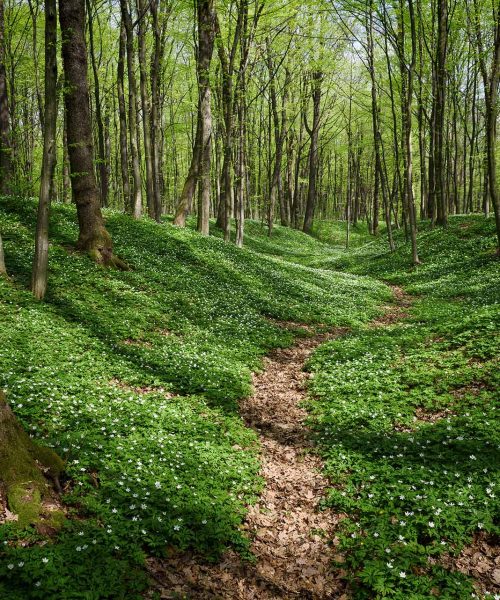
[0,198,388,599]
[306,217,500,599]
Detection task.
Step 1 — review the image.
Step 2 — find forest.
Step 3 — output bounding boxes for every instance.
[0,0,499,598]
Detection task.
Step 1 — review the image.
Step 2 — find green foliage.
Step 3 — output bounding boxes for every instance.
[306,216,500,598]
[0,198,387,599]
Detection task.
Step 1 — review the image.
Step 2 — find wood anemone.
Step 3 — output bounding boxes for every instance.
[0,390,65,529]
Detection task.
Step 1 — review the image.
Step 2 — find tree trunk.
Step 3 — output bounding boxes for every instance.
[0,390,65,528]
[173,113,202,226]
[137,0,155,220]
[472,0,500,252]
[398,0,420,264]
[434,0,448,226]
[303,71,322,234]
[117,20,130,212]
[195,0,215,236]
[120,1,143,219]
[0,0,12,194]
[150,0,165,222]
[59,0,117,265]
[86,0,109,208]
[32,0,57,300]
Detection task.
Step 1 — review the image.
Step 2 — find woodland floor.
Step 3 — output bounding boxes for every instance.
[146,289,410,599]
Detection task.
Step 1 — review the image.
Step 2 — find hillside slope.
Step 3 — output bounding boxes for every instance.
[0,198,388,599]
[306,216,500,599]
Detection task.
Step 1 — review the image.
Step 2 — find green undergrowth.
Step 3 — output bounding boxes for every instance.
[311,219,379,250]
[306,216,500,599]
[0,198,387,599]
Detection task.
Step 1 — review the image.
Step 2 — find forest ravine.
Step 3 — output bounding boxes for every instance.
[146,288,412,600]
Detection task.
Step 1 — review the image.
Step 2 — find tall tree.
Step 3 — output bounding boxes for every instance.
[120,0,143,219]
[0,0,11,194]
[196,0,216,236]
[86,0,109,207]
[303,71,322,234]
[137,0,156,220]
[59,0,117,265]
[32,0,57,300]
[471,0,500,253]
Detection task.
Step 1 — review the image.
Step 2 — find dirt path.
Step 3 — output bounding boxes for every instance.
[146,327,349,600]
[146,287,412,599]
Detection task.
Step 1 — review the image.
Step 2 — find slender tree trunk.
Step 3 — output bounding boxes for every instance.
[137,0,155,219]
[303,71,322,234]
[62,114,71,203]
[195,0,215,236]
[120,1,143,219]
[86,0,108,207]
[434,0,448,226]
[117,20,130,212]
[0,0,12,194]
[173,112,201,226]
[32,0,57,300]
[150,0,164,221]
[398,0,420,264]
[472,0,500,251]
[59,0,116,264]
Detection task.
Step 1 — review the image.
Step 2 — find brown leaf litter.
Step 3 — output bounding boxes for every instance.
[146,329,349,600]
[430,532,500,598]
[369,285,413,327]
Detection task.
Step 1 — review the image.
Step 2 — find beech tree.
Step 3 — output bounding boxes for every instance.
[59,0,117,265]
[32,0,57,300]
[0,0,11,194]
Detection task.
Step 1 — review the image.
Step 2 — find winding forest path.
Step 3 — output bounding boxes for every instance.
[147,288,410,599]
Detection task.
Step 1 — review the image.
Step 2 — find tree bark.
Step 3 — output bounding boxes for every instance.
[173,113,202,226]
[117,20,130,212]
[398,0,420,264]
[196,0,216,236]
[86,0,109,208]
[32,0,57,300]
[0,0,12,194]
[150,0,165,222]
[137,0,155,220]
[59,0,116,265]
[0,390,65,528]
[303,71,322,234]
[120,1,143,219]
[434,0,448,226]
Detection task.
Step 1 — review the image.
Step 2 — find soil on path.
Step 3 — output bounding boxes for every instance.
[146,327,349,600]
[146,287,411,599]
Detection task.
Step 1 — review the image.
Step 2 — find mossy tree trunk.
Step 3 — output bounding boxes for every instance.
[0,391,65,528]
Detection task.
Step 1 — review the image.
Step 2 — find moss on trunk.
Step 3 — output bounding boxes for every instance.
[0,391,65,528]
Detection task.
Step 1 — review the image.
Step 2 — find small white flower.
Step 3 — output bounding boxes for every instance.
[428,521,435,528]
[399,571,406,578]
[41,557,49,564]
[155,481,161,489]
[7,564,14,570]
